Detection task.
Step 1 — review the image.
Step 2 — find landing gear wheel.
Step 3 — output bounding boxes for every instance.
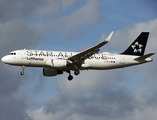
[20,66,25,76]
[74,70,80,75]
[20,72,24,75]
[68,75,73,81]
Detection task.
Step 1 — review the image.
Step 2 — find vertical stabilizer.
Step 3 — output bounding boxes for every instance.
[121,32,149,56]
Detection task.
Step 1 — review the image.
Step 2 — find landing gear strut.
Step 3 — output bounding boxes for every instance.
[20,66,25,75]
[67,70,73,81]
[73,64,80,75]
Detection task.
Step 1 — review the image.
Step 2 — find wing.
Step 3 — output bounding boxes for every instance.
[68,31,114,63]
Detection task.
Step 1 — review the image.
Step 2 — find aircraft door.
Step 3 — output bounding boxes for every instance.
[21,50,27,59]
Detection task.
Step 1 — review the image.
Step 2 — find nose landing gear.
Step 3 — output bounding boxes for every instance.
[20,66,25,75]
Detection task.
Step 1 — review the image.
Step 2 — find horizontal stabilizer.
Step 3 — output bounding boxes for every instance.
[134,53,155,61]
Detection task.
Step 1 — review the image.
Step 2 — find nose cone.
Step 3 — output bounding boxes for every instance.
[2,56,6,63]
[1,56,10,64]
[1,56,6,63]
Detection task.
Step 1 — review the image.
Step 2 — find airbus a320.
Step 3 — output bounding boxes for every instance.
[1,31,155,81]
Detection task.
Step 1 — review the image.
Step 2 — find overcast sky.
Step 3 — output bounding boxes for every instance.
[0,0,157,120]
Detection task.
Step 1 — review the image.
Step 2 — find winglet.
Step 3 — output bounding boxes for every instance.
[105,31,114,42]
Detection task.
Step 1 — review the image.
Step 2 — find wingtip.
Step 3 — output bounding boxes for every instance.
[111,31,114,35]
[106,31,114,42]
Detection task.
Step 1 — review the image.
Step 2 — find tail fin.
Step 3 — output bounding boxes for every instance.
[121,32,149,56]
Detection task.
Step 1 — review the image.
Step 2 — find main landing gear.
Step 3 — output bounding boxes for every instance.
[74,70,80,75]
[68,75,73,81]
[20,66,25,75]
[67,70,73,81]
[67,70,80,81]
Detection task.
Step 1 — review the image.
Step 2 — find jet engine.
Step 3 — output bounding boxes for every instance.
[43,68,63,76]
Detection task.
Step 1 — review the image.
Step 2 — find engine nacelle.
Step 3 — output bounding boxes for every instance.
[52,59,67,67]
[43,68,63,76]
[46,59,72,68]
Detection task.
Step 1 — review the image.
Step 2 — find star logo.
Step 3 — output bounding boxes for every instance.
[131,42,143,53]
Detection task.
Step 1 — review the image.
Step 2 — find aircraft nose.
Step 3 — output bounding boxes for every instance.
[2,56,6,63]
[1,56,9,64]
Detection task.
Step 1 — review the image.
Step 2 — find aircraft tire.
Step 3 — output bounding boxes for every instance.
[20,72,24,75]
[74,70,80,75]
[68,75,73,81]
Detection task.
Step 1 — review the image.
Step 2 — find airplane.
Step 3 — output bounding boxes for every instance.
[1,31,155,81]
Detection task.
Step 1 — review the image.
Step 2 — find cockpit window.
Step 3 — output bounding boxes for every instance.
[10,53,16,55]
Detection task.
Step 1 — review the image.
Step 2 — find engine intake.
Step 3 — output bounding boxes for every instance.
[43,68,63,76]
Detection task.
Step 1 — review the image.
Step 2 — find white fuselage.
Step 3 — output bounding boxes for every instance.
[1,32,154,80]
[2,49,152,71]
